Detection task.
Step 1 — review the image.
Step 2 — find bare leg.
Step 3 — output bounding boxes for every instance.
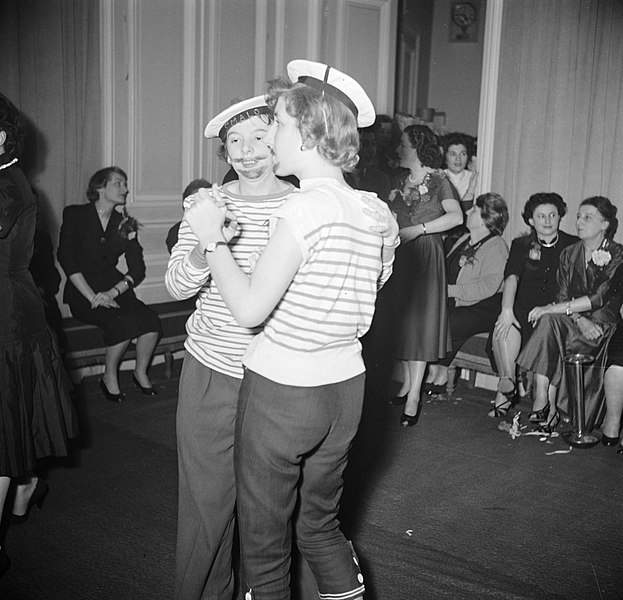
[602,366,623,439]
[133,331,159,388]
[395,360,410,397]
[531,373,551,412]
[11,472,37,516]
[103,339,131,394]
[432,364,448,386]
[425,364,439,385]
[492,327,522,409]
[404,360,427,417]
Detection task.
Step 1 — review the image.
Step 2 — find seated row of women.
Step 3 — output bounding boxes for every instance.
[373,122,622,447]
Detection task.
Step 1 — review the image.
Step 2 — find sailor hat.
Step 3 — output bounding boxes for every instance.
[286,59,375,128]
[204,95,271,141]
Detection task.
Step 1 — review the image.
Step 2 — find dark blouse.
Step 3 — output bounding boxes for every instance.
[57,203,146,308]
[504,230,577,311]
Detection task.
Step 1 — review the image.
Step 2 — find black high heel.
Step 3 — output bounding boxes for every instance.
[100,379,125,403]
[529,406,550,423]
[400,403,421,427]
[601,434,621,447]
[132,374,157,396]
[538,412,560,434]
[11,479,49,524]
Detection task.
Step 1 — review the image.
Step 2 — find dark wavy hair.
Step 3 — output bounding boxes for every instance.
[403,124,441,168]
[476,192,508,236]
[522,192,567,226]
[266,76,360,172]
[440,132,475,164]
[86,166,128,203]
[0,93,26,160]
[580,196,618,239]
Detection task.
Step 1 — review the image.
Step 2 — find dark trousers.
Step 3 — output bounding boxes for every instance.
[175,355,239,600]
[439,294,502,366]
[235,369,366,600]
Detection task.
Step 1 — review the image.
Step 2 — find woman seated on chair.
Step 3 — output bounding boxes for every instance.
[58,166,162,402]
[516,196,623,433]
[602,317,623,453]
[491,193,577,419]
[426,193,509,411]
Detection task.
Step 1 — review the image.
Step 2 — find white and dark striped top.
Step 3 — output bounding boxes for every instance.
[243,177,393,387]
[165,181,295,379]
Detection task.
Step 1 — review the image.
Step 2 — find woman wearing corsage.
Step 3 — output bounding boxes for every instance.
[491,193,577,418]
[516,196,623,433]
[58,167,161,402]
[386,124,463,427]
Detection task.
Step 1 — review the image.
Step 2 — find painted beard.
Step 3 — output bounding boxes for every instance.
[231,155,270,179]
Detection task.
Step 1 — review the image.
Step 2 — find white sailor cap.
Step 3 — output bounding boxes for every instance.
[204,95,271,141]
[286,59,375,128]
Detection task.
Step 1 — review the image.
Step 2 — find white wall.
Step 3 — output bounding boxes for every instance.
[104,0,398,304]
[427,0,485,136]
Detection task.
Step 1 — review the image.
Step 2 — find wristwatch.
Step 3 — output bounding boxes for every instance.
[202,241,227,253]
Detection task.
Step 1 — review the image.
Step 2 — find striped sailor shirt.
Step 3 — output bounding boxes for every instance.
[243,177,393,386]
[165,181,295,379]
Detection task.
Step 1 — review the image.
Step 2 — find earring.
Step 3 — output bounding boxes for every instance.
[300,145,307,152]
[226,157,232,164]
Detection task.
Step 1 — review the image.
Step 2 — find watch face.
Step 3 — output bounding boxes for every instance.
[452,2,477,28]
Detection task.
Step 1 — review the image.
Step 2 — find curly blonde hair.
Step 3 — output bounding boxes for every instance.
[266,76,360,172]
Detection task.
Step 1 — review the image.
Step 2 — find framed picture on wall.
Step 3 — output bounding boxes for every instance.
[449,1,481,43]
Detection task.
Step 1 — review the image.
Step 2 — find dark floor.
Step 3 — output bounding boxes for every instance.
[1,360,622,600]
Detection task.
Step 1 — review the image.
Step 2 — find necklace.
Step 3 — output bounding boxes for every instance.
[538,233,559,248]
[0,157,18,171]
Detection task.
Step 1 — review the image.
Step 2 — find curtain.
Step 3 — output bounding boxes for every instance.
[0,0,101,245]
[492,0,623,244]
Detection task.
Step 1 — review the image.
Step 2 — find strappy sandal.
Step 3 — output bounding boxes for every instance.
[488,398,512,418]
[528,406,550,423]
[537,412,560,434]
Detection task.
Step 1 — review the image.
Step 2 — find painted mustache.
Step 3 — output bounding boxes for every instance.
[231,155,269,164]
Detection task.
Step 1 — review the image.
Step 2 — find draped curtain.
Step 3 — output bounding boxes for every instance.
[0,0,101,245]
[492,0,623,243]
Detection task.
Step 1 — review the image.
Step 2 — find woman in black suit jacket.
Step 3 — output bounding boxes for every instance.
[517,196,622,433]
[58,167,161,402]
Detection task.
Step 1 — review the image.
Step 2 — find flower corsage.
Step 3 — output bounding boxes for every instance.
[591,247,611,268]
[118,209,141,241]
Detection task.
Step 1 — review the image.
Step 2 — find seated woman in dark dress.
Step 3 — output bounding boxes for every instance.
[58,167,161,402]
[491,193,577,419]
[517,196,622,433]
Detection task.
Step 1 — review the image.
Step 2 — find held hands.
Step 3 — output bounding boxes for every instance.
[575,316,603,340]
[184,184,240,245]
[494,308,520,340]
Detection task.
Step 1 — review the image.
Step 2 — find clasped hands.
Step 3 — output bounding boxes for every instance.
[91,290,119,309]
[184,185,399,248]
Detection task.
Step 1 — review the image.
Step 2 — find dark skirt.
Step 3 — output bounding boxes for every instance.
[0,326,78,477]
[606,324,623,367]
[69,293,161,346]
[390,234,450,361]
[516,313,618,431]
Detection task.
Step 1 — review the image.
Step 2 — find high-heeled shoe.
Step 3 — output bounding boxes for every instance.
[528,405,550,423]
[601,434,621,447]
[132,374,157,396]
[400,412,419,427]
[617,445,623,455]
[11,479,49,524]
[488,398,512,418]
[0,547,9,579]
[100,379,125,403]
[538,411,560,434]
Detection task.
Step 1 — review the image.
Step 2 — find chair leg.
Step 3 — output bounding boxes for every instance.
[447,365,456,399]
[164,350,173,379]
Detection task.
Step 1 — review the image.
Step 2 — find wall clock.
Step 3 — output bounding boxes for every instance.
[450,1,480,43]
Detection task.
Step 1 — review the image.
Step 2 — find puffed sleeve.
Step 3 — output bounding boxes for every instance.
[0,178,24,239]
[504,237,527,280]
[124,235,147,286]
[57,206,82,276]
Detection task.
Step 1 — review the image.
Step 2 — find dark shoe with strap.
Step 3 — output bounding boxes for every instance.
[529,406,550,423]
[488,398,512,419]
[601,434,621,447]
